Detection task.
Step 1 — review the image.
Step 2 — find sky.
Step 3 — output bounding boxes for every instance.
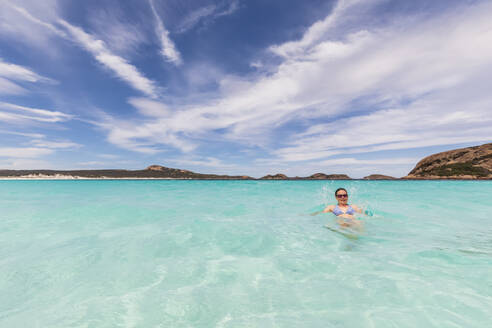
[0,0,491,178]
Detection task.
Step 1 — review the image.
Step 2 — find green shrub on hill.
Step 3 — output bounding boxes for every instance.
[423,162,490,177]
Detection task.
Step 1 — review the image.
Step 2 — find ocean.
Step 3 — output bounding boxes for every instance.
[0,180,491,327]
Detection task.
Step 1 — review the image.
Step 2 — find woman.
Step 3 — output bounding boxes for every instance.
[312,188,364,228]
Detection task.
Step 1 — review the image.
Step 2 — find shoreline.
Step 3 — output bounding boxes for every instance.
[0,176,489,181]
[0,176,187,180]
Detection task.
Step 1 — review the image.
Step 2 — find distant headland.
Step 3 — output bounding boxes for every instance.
[404,142,491,179]
[0,166,353,180]
[0,143,490,180]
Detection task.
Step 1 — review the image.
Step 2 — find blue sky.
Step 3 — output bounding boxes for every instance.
[0,0,491,178]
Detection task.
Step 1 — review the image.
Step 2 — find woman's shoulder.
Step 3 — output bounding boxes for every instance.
[323,204,336,211]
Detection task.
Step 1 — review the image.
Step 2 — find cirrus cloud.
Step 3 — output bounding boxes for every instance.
[97,0,492,166]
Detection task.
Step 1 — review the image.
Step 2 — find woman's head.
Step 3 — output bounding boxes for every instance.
[334,188,348,203]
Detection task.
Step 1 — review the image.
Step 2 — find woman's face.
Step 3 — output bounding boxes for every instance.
[335,190,348,204]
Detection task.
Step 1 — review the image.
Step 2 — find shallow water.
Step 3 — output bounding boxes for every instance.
[0,180,491,327]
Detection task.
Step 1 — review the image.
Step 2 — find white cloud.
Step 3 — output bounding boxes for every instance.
[74,159,136,169]
[89,115,187,154]
[176,0,240,33]
[216,0,240,17]
[0,58,55,94]
[0,130,45,138]
[167,156,237,168]
[176,5,216,33]
[88,6,148,56]
[0,102,72,123]
[30,139,81,149]
[249,61,263,69]
[1,3,159,97]
[98,154,120,160]
[256,156,417,167]
[104,119,196,154]
[4,0,66,38]
[0,59,50,83]
[318,157,418,166]
[58,19,159,98]
[149,0,182,65]
[0,0,65,56]
[0,77,26,95]
[128,97,170,117]
[0,4,60,94]
[269,0,369,58]
[273,89,492,162]
[76,161,109,166]
[0,132,81,168]
[0,158,53,169]
[0,147,54,158]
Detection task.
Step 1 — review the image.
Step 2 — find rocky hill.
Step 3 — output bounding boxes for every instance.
[363,174,397,180]
[307,173,351,180]
[260,173,289,180]
[404,143,492,179]
[259,173,351,180]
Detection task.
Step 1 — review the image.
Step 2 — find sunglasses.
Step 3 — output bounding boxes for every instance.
[336,194,348,198]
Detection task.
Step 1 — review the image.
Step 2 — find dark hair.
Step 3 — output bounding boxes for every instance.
[335,188,348,196]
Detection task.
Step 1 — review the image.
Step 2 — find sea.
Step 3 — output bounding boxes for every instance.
[0,180,491,327]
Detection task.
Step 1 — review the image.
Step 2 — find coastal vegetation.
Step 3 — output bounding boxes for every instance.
[416,162,490,178]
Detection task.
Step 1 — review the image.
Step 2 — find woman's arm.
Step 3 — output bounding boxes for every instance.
[310,205,334,216]
[352,205,364,214]
[323,205,334,213]
[352,205,374,216]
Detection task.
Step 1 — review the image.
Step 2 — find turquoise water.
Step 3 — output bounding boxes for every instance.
[0,180,491,327]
